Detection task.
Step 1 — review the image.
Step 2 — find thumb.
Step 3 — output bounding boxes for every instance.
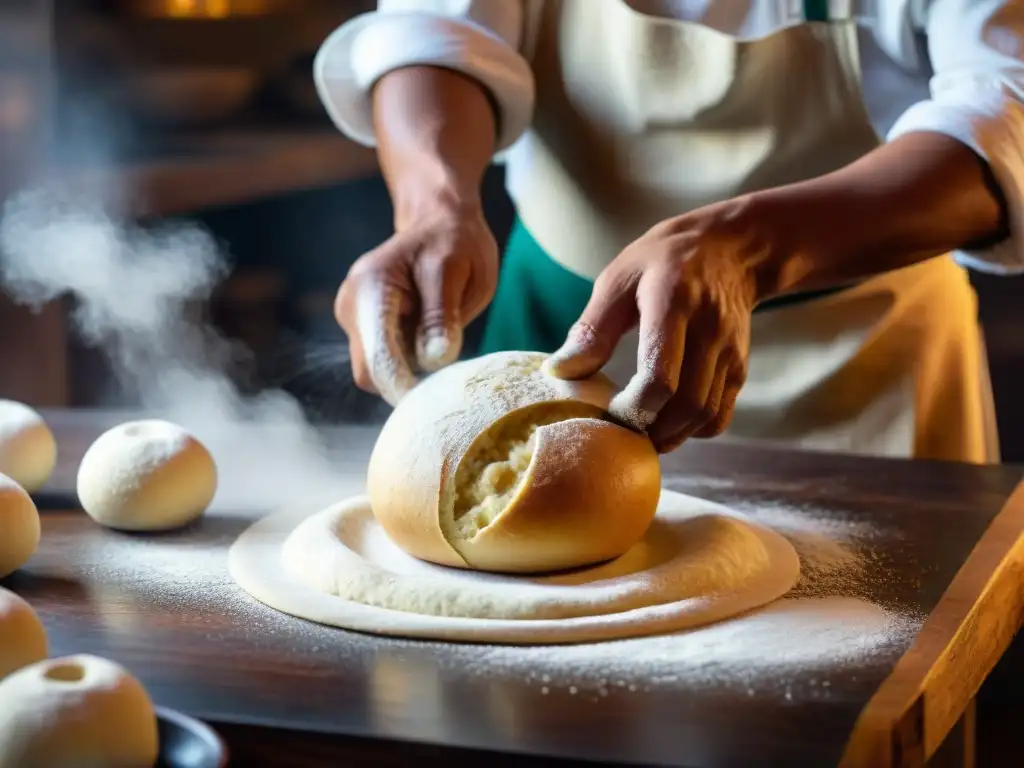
[546,272,638,380]
[413,254,470,372]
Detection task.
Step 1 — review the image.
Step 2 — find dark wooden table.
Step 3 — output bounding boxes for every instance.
[5,409,1024,767]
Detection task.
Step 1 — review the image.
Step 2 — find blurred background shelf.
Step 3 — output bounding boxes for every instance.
[40,0,380,217]
[46,123,379,219]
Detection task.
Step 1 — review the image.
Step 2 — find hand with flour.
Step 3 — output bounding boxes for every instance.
[547,197,772,453]
[334,206,498,406]
[334,65,502,406]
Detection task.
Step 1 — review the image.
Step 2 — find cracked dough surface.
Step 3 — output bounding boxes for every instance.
[229,490,800,645]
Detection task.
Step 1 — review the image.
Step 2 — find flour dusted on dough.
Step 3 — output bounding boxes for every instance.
[77,419,217,531]
[283,498,770,620]
[231,490,801,644]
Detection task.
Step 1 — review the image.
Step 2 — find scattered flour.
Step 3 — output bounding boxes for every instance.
[664,488,894,603]
[459,596,920,698]
[34,400,915,702]
[736,502,882,598]
[31,497,922,705]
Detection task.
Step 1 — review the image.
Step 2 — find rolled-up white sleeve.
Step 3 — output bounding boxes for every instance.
[884,0,1024,274]
[314,0,535,152]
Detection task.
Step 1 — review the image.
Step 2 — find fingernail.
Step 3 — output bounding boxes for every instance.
[545,330,596,379]
[417,326,461,372]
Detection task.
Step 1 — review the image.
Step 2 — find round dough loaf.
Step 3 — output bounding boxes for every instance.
[0,400,56,493]
[77,420,217,531]
[0,475,40,578]
[368,351,661,573]
[0,654,159,768]
[0,587,47,682]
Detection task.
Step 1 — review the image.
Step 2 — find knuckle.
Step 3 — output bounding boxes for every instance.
[728,359,748,387]
[419,305,450,330]
[333,284,355,327]
[647,219,678,239]
[592,269,620,296]
[342,259,385,294]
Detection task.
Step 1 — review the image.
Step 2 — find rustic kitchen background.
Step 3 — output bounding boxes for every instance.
[1,0,1022,458]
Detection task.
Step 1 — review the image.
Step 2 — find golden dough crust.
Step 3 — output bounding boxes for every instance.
[367,352,661,573]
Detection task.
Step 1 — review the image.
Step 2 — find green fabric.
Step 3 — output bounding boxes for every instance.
[479,218,592,354]
[479,216,852,355]
[803,0,830,21]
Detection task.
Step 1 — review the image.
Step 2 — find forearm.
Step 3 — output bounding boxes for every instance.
[750,132,1010,299]
[372,66,497,229]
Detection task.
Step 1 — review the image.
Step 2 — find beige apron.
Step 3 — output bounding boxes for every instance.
[505,0,998,464]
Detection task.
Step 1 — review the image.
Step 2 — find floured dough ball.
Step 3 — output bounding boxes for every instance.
[77,420,217,531]
[0,587,47,682]
[0,475,40,578]
[0,400,56,493]
[0,654,159,768]
[368,351,661,574]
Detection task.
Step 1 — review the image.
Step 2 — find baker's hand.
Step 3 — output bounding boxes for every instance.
[334,206,499,406]
[546,199,770,453]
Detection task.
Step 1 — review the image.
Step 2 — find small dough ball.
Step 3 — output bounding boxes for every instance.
[0,475,40,578]
[77,420,217,531]
[0,400,56,493]
[368,351,662,574]
[0,654,159,768]
[0,587,47,681]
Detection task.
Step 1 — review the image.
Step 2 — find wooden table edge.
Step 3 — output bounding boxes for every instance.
[839,478,1024,768]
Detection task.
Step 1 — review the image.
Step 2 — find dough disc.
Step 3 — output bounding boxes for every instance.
[230,490,800,644]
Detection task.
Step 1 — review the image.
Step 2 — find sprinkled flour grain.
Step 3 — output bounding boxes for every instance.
[456,596,921,699]
[36,424,919,709]
[716,500,892,602]
[55,517,921,705]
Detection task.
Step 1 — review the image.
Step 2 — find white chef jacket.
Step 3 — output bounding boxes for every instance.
[314,0,1024,276]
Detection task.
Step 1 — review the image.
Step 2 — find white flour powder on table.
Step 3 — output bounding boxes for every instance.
[35,473,920,701]
[461,596,919,699]
[451,499,921,697]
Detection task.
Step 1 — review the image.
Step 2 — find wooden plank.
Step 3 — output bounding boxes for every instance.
[840,482,1024,767]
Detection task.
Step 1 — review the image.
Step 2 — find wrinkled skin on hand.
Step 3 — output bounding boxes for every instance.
[334,209,499,406]
[547,198,773,453]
